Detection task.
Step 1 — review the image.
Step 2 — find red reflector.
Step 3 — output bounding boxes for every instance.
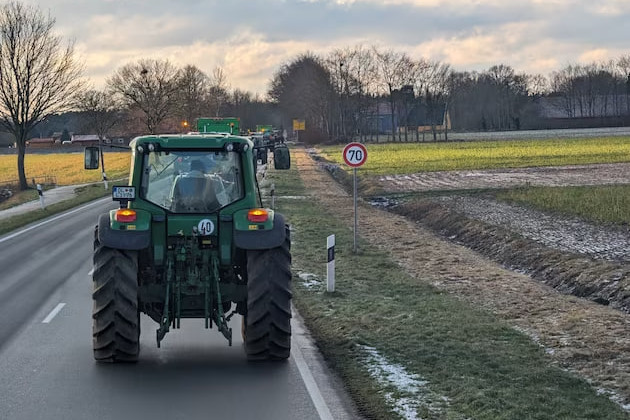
[247,209,268,223]
[115,209,137,223]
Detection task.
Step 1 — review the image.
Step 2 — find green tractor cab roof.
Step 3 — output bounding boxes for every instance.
[130,134,254,151]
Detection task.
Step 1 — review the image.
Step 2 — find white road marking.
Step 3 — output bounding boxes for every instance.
[42,303,66,324]
[0,198,109,244]
[291,335,335,420]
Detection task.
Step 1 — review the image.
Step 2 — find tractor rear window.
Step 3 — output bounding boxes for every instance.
[141,150,243,213]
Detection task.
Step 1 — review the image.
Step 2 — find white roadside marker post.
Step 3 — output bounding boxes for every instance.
[327,234,335,292]
[37,184,45,209]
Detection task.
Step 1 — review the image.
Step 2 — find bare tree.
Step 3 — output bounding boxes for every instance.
[108,58,180,134]
[373,48,416,142]
[482,65,524,129]
[208,66,230,117]
[75,89,122,188]
[268,53,334,142]
[176,65,209,131]
[326,45,378,141]
[552,63,620,119]
[416,60,451,141]
[526,74,550,97]
[617,55,630,115]
[0,1,84,190]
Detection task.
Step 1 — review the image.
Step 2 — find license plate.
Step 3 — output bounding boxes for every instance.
[112,186,136,200]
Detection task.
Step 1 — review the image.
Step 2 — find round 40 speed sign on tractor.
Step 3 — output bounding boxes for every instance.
[342,142,368,167]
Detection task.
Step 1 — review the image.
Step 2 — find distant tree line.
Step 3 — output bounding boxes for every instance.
[267,47,630,143]
[4,0,630,188]
[0,1,282,189]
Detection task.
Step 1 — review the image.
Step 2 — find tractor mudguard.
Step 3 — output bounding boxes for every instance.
[97,213,151,250]
[233,212,286,250]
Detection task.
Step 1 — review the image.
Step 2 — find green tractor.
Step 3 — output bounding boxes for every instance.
[84,134,292,362]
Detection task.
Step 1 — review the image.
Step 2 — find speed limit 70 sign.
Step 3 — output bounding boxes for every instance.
[342,142,367,167]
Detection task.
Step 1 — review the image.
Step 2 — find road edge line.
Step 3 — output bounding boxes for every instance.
[291,333,335,420]
[0,197,109,244]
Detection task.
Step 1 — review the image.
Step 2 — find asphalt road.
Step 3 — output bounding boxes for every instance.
[0,199,360,420]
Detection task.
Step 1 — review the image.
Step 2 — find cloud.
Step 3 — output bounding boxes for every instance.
[579,49,614,64]
[586,0,630,16]
[19,0,630,95]
[79,28,322,96]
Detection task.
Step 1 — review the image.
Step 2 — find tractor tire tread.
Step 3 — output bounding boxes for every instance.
[92,232,140,363]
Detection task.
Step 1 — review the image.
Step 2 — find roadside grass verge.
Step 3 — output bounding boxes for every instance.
[264,160,628,419]
[319,137,630,175]
[0,188,39,210]
[0,183,114,237]
[0,181,80,211]
[495,184,630,226]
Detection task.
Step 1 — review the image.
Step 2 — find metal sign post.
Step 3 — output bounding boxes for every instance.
[353,167,358,253]
[342,142,367,253]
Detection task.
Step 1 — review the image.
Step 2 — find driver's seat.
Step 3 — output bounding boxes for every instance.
[171,176,220,213]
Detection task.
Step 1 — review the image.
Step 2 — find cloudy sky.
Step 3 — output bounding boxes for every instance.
[22,0,630,97]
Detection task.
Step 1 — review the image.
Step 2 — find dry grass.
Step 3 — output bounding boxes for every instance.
[263,149,629,420]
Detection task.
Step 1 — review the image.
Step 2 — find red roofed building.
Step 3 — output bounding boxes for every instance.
[26,137,56,148]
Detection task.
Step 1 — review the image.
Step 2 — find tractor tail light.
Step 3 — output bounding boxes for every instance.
[115,209,137,223]
[247,209,268,223]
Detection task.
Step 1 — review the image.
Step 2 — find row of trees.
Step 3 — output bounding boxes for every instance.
[71,61,282,140]
[0,1,282,189]
[551,59,630,118]
[268,48,630,143]
[4,1,630,188]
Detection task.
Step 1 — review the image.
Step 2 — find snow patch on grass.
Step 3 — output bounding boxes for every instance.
[359,345,449,419]
[513,325,556,355]
[297,271,321,289]
[597,388,630,412]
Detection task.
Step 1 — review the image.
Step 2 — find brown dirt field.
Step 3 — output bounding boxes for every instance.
[293,147,630,411]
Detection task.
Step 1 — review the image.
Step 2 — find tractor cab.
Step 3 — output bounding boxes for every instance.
[84,133,293,362]
[141,149,242,214]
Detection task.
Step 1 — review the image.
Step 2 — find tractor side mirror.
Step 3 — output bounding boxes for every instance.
[84,146,100,170]
[273,145,290,170]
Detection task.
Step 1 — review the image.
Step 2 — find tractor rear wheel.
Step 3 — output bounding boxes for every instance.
[92,232,140,362]
[244,228,292,361]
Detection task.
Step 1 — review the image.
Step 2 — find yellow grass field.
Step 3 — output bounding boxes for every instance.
[0,152,131,186]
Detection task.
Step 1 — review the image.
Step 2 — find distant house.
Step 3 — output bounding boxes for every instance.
[51,131,73,144]
[26,137,56,148]
[71,134,102,145]
[365,101,396,134]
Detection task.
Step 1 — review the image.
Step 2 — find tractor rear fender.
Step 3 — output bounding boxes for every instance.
[97,210,151,250]
[233,211,286,250]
